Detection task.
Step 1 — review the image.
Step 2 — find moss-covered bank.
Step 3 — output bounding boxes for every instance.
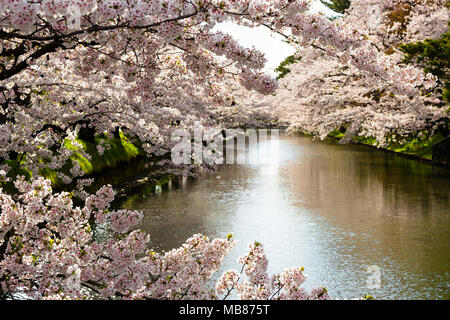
[326,129,448,166]
[1,131,175,197]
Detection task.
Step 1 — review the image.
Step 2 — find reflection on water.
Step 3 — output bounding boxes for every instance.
[122,134,450,300]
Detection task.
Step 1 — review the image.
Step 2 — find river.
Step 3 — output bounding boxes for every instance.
[121,133,450,300]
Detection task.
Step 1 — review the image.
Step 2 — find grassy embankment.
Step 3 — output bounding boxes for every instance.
[2,132,173,196]
[327,129,447,161]
[2,125,446,200]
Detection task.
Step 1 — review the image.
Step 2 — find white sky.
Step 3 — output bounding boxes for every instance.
[214,0,336,76]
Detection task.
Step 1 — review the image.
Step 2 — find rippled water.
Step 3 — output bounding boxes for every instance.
[121,134,450,300]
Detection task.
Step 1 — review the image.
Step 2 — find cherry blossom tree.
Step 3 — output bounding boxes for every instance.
[1,0,444,300]
[0,0,289,187]
[1,0,437,182]
[248,0,449,146]
[0,176,333,300]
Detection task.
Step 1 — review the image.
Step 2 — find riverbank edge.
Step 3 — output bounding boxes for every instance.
[31,133,176,204]
[290,130,450,169]
[46,128,448,205]
[326,135,437,166]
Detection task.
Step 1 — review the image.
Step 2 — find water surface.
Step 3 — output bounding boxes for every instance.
[122,134,450,299]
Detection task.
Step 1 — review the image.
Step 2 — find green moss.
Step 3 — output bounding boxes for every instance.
[328,130,345,139]
[354,136,377,147]
[386,133,445,160]
[49,132,147,191]
[328,128,444,160]
[0,131,146,194]
[62,132,141,177]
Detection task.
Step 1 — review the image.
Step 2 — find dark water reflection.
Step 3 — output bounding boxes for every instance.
[121,135,450,300]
